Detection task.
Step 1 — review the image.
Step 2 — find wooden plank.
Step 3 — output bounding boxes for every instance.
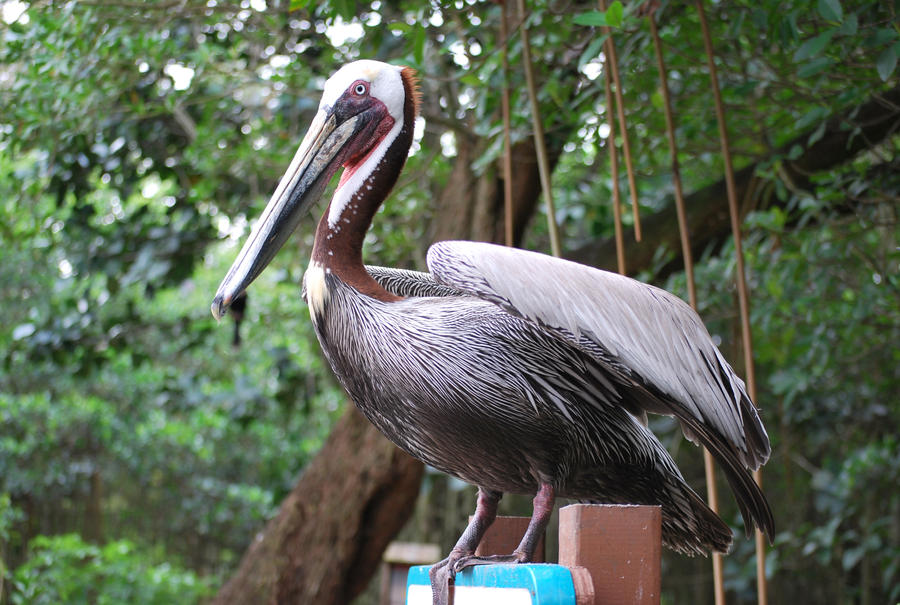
[473,515,545,562]
[383,542,441,565]
[558,504,661,605]
[382,542,441,605]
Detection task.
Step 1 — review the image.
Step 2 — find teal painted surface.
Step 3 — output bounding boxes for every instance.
[406,563,576,605]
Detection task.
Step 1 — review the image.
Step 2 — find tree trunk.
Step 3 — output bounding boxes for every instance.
[213,409,423,605]
[430,137,549,246]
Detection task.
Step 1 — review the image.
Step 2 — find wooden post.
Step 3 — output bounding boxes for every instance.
[473,515,545,562]
[381,542,440,605]
[558,504,661,605]
[407,507,659,604]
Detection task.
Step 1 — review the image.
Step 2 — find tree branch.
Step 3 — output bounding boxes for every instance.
[566,85,900,276]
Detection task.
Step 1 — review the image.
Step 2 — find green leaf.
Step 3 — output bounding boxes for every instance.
[807,120,827,146]
[573,11,608,27]
[460,73,481,87]
[817,0,843,22]
[288,0,309,10]
[793,29,836,63]
[871,28,898,46]
[838,13,857,36]
[796,106,828,130]
[577,34,608,70]
[876,46,897,82]
[842,545,865,571]
[780,12,799,44]
[797,56,835,78]
[388,22,411,33]
[413,24,425,65]
[606,1,624,28]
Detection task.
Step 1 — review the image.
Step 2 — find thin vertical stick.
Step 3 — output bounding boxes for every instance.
[500,0,515,247]
[696,3,767,604]
[516,0,562,257]
[603,49,626,275]
[649,13,725,604]
[649,16,694,308]
[703,449,726,605]
[598,0,641,242]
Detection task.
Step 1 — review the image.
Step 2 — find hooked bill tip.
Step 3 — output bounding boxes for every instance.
[211,293,231,321]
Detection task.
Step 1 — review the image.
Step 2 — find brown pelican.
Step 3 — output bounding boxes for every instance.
[212,60,773,601]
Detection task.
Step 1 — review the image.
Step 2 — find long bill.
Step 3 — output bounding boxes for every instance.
[211,109,361,320]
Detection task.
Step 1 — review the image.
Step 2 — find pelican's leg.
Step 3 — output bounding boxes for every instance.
[429,486,501,605]
[454,482,555,569]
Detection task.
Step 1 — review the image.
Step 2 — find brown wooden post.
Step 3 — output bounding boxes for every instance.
[558,504,661,605]
[380,542,440,605]
[473,515,545,562]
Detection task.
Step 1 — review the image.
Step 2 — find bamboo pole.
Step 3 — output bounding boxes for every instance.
[648,17,694,308]
[516,0,562,257]
[696,3,767,603]
[603,43,626,275]
[598,0,642,242]
[500,0,515,248]
[648,12,725,605]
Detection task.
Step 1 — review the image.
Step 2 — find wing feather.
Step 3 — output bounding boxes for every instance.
[426,241,771,471]
[366,265,465,298]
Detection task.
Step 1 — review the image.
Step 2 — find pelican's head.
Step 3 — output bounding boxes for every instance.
[211,60,417,319]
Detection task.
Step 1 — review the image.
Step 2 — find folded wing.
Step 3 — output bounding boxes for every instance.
[426,241,771,473]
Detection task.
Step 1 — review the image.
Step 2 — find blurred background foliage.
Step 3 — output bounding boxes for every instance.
[0,0,898,603]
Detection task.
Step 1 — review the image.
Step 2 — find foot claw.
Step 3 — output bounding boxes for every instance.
[430,552,529,604]
[453,553,526,572]
[429,553,462,605]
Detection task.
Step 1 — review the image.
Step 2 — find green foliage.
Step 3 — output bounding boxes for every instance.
[0,494,23,596]
[573,2,625,29]
[0,0,897,603]
[9,534,213,605]
[744,197,900,601]
[1,392,112,497]
[817,0,843,23]
[662,171,899,600]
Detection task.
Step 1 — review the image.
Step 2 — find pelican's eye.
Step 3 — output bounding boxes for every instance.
[353,81,368,96]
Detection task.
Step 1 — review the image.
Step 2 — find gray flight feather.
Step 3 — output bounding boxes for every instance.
[426,241,771,471]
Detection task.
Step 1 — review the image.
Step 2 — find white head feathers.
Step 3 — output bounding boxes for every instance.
[320,60,406,123]
[320,60,407,229]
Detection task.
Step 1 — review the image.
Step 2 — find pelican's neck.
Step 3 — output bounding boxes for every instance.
[309,167,391,297]
[310,76,416,301]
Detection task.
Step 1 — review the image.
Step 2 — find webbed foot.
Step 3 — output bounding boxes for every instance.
[429,550,531,604]
[428,549,466,605]
[453,551,528,571]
